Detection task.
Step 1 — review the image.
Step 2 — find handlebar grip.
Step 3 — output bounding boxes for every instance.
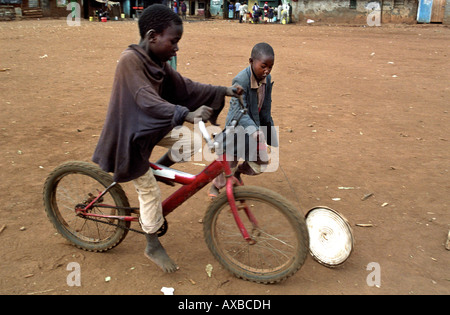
[198,121,214,149]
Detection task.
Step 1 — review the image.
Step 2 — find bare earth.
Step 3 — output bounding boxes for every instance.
[0,18,449,295]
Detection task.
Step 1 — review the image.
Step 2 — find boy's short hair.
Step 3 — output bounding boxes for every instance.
[138,4,183,39]
[251,42,275,60]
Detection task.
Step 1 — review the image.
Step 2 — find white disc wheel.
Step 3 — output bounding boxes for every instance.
[305,207,354,267]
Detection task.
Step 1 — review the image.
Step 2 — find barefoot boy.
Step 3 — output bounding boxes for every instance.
[92,4,242,273]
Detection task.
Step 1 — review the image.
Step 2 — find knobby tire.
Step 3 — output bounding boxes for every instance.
[203,185,309,284]
[43,161,131,252]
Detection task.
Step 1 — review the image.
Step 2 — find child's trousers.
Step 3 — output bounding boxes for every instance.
[133,168,164,234]
[132,129,197,234]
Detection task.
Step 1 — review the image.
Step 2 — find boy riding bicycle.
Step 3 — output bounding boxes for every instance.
[92,4,242,273]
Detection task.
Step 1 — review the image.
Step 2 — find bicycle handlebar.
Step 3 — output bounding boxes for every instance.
[198,120,214,149]
[198,93,247,151]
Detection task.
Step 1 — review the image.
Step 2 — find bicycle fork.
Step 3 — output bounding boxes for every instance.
[223,164,258,245]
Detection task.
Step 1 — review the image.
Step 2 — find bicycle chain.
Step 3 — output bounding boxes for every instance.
[82,215,147,235]
[82,215,167,237]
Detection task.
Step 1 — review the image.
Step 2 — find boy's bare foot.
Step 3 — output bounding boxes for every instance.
[144,233,179,273]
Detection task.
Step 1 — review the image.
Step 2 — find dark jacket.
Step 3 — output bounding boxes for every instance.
[225,66,278,147]
[92,44,227,182]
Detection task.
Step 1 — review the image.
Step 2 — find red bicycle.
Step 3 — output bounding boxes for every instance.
[43,103,310,284]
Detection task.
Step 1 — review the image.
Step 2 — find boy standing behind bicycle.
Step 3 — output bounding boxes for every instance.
[92,4,242,273]
[209,42,278,197]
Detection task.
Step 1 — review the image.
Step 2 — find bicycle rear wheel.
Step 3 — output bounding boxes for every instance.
[43,161,131,252]
[203,186,309,284]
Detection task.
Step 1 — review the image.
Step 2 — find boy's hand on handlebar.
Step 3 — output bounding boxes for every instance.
[186,85,243,124]
[185,105,213,124]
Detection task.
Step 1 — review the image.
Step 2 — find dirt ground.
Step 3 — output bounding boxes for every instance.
[0,17,449,296]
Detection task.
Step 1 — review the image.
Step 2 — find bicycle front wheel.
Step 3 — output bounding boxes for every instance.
[203,186,309,284]
[43,161,131,252]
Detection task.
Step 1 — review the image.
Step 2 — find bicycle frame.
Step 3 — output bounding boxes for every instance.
[77,153,256,243]
[152,156,234,216]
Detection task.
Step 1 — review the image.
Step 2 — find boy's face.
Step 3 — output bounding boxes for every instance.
[250,55,274,82]
[148,22,183,63]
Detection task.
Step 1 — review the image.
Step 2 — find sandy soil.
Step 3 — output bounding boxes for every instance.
[0,17,449,296]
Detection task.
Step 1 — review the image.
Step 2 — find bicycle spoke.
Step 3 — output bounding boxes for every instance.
[44,161,131,252]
